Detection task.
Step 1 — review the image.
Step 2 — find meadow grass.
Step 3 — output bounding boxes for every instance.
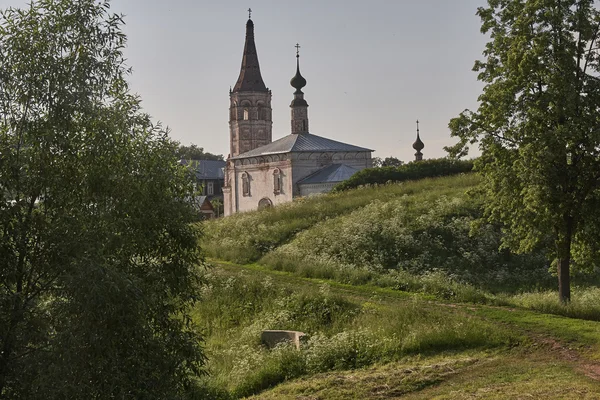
[502,287,600,321]
[201,174,482,263]
[253,352,600,400]
[192,265,520,398]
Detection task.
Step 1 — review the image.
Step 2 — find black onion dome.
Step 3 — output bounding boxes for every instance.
[413,133,424,151]
[290,58,307,92]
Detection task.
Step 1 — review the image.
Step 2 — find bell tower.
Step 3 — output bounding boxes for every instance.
[229,10,272,157]
[290,43,309,134]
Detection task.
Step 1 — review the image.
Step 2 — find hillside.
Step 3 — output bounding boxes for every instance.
[202,174,551,292]
[197,175,600,398]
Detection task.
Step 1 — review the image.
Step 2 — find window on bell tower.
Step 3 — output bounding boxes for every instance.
[243,108,249,120]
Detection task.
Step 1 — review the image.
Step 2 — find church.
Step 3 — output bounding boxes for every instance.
[223,15,373,216]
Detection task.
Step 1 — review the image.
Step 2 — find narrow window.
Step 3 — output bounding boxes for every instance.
[273,169,281,194]
[242,173,250,196]
[207,181,214,195]
[243,108,249,120]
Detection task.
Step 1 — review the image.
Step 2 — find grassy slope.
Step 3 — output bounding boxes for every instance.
[196,262,600,399]
[201,174,482,263]
[199,175,600,398]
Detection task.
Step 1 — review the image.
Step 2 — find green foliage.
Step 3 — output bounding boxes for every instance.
[202,174,480,264]
[505,287,600,321]
[447,0,600,301]
[194,267,517,398]
[177,143,224,161]
[332,158,474,192]
[380,156,404,167]
[0,1,205,398]
[261,176,549,293]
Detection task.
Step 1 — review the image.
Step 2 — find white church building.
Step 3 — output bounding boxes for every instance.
[223,16,373,216]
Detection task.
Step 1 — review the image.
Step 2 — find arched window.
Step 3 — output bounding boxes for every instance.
[241,172,250,197]
[273,168,281,195]
[243,108,249,120]
[258,197,273,209]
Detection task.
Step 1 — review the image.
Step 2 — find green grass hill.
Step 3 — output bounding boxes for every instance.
[195,174,600,399]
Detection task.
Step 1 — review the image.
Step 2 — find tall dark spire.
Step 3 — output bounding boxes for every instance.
[233,13,268,92]
[413,120,424,162]
[290,44,309,134]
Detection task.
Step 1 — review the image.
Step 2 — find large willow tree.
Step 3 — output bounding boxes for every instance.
[0,1,205,398]
[448,0,600,302]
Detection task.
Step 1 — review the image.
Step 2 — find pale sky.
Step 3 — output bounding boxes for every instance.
[1,0,489,161]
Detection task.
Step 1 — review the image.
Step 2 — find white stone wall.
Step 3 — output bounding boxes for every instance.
[226,157,293,214]
[224,150,372,215]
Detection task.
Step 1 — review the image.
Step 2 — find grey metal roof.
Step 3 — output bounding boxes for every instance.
[181,160,226,180]
[231,132,372,159]
[297,164,359,185]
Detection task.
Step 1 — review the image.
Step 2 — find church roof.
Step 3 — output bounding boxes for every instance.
[180,159,226,180]
[233,19,268,93]
[298,164,359,185]
[230,132,372,159]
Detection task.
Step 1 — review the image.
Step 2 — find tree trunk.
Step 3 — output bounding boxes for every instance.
[557,214,574,303]
[557,256,571,303]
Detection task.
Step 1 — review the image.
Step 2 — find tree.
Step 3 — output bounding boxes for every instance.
[381,156,404,168]
[176,143,224,161]
[210,198,224,218]
[0,1,206,398]
[447,0,600,302]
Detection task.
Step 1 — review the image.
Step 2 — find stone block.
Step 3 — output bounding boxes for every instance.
[261,330,307,350]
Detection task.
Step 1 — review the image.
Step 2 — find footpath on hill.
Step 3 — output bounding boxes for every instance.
[208,260,600,399]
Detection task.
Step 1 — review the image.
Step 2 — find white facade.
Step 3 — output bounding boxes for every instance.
[223,150,371,216]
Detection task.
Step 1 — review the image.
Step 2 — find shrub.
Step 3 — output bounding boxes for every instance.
[332,158,475,192]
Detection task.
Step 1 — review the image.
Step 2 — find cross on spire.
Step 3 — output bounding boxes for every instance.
[295,43,301,57]
[248,8,252,19]
[416,119,420,133]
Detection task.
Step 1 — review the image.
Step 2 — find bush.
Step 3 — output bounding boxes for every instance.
[202,174,481,264]
[262,192,549,292]
[332,158,475,192]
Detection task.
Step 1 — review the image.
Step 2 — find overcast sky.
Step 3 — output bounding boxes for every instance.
[1,0,490,161]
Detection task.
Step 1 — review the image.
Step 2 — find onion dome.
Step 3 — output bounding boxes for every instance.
[290,44,307,93]
[413,133,424,151]
[413,120,424,151]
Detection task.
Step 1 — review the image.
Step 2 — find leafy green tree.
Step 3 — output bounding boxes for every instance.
[381,156,404,167]
[176,143,224,161]
[371,156,383,167]
[447,0,600,302]
[0,0,205,398]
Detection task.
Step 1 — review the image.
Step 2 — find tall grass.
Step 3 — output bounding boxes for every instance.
[505,287,600,321]
[201,174,481,263]
[193,268,520,398]
[261,191,549,292]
